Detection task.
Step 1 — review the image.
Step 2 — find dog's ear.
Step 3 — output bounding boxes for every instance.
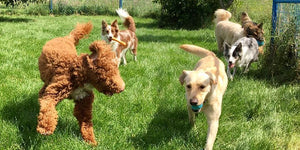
[236,43,242,52]
[102,20,108,27]
[206,72,217,85]
[258,23,263,29]
[89,41,108,60]
[235,43,243,57]
[179,70,189,85]
[111,19,118,28]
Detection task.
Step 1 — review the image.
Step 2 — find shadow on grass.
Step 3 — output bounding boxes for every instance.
[1,94,41,149]
[0,16,33,23]
[1,93,81,149]
[130,106,197,149]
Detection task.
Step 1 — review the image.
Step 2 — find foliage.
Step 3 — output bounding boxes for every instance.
[262,19,299,83]
[0,0,160,17]
[153,0,233,29]
[0,0,45,7]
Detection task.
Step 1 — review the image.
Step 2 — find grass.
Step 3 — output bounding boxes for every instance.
[0,0,299,149]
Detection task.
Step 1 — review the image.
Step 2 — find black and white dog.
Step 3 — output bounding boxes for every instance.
[223,37,259,80]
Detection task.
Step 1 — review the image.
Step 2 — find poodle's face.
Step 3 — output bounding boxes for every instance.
[86,41,125,95]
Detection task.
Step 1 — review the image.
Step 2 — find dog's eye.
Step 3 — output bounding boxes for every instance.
[186,85,191,89]
[199,85,205,89]
[106,31,109,34]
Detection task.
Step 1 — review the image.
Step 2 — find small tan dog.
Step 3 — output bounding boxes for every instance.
[179,44,228,150]
[214,9,264,53]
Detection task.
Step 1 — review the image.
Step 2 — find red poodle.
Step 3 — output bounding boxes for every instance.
[37,22,125,145]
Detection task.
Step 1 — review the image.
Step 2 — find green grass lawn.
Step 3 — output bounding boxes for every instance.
[0,14,299,150]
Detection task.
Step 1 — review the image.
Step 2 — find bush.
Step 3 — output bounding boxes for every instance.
[262,19,300,83]
[1,0,46,7]
[153,0,233,30]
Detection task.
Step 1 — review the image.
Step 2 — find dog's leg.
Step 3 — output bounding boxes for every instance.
[132,49,137,61]
[243,62,252,73]
[122,54,127,65]
[204,105,221,150]
[37,79,72,135]
[187,106,195,126]
[232,67,236,80]
[226,66,233,81]
[216,36,223,52]
[73,92,97,145]
[132,37,138,61]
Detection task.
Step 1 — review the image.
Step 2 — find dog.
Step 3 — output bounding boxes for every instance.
[214,9,264,53]
[223,37,259,80]
[101,8,138,66]
[37,22,125,145]
[179,44,228,150]
[241,12,265,54]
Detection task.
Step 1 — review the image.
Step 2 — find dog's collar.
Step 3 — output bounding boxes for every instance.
[257,40,264,46]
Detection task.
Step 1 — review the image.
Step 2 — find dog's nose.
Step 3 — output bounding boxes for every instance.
[190,98,198,106]
[108,37,112,41]
[229,61,232,64]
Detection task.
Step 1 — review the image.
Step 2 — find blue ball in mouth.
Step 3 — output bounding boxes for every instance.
[191,103,203,111]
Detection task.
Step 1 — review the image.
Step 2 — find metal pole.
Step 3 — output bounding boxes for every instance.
[49,0,53,14]
[119,0,123,8]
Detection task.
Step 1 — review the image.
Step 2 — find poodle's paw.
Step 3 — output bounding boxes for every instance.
[37,126,55,135]
[88,140,98,146]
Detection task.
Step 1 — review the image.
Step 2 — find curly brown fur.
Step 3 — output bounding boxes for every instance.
[37,22,125,145]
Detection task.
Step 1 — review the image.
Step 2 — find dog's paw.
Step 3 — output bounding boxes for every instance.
[37,127,54,135]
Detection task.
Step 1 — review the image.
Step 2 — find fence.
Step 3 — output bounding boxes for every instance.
[48,0,160,17]
[272,0,300,50]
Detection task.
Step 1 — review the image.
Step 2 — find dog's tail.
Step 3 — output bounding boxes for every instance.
[214,9,231,24]
[240,12,252,25]
[116,8,136,33]
[180,44,216,58]
[68,22,93,45]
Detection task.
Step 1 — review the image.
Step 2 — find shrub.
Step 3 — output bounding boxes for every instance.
[262,19,300,83]
[153,0,233,30]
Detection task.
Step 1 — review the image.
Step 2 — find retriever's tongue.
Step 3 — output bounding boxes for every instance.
[229,64,235,68]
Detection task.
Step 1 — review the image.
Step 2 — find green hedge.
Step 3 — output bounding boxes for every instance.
[153,0,232,29]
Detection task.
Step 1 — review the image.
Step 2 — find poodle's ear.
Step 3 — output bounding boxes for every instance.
[179,70,190,85]
[111,19,118,28]
[89,41,101,60]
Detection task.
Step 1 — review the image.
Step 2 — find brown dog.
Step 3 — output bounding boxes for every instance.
[241,12,265,54]
[214,9,264,53]
[101,8,138,66]
[179,44,228,150]
[37,22,125,145]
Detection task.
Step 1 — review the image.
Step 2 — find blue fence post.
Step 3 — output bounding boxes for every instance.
[119,0,123,8]
[272,0,278,36]
[49,0,53,14]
